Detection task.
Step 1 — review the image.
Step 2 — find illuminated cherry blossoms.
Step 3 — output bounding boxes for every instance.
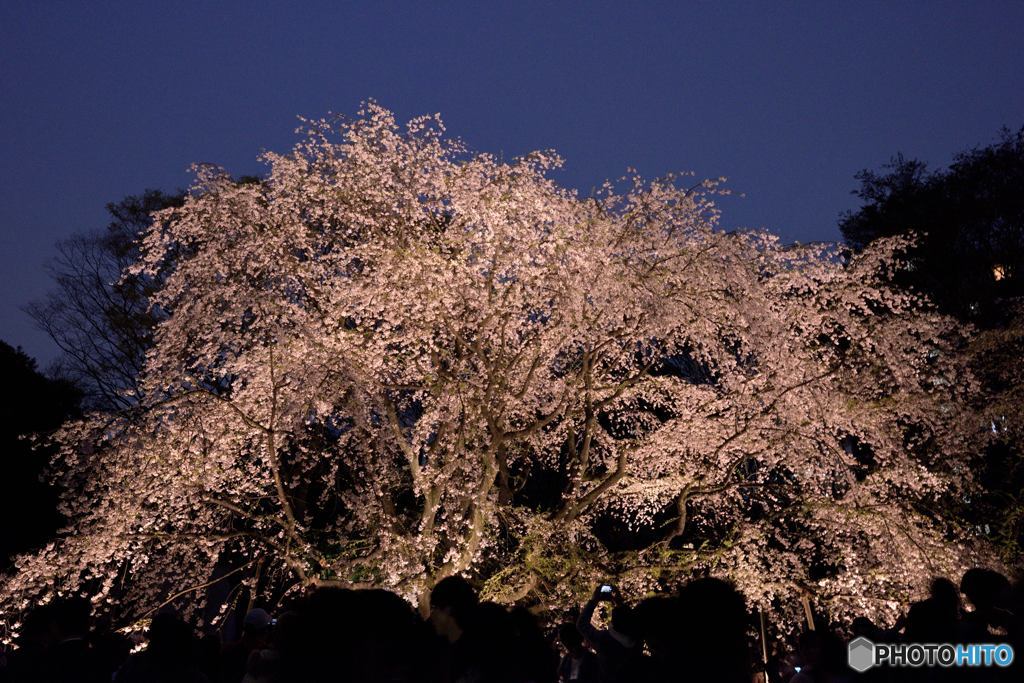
[0,104,1000,636]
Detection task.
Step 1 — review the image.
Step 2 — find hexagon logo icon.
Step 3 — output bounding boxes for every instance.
[848,637,875,672]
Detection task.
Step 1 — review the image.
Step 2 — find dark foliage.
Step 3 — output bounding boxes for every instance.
[26,189,185,410]
[840,127,1024,326]
[0,342,80,570]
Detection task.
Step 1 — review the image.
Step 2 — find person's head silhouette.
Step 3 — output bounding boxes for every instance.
[673,577,751,683]
[429,575,478,643]
[241,607,273,646]
[961,568,1011,614]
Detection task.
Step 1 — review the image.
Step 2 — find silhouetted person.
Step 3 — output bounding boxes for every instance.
[279,586,436,682]
[903,577,961,645]
[669,577,752,683]
[790,629,851,683]
[930,577,963,621]
[196,633,221,682]
[850,616,884,641]
[631,595,677,682]
[429,576,481,683]
[430,576,479,646]
[346,589,437,682]
[576,586,641,683]
[557,623,598,683]
[116,610,209,682]
[790,630,824,683]
[32,597,105,683]
[960,568,1013,641]
[468,601,520,682]
[509,606,558,683]
[219,608,272,683]
[239,611,290,683]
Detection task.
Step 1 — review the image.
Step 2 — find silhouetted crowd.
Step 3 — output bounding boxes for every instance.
[0,567,1019,682]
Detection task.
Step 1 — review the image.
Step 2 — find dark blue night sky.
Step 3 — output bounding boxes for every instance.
[2,1,1022,364]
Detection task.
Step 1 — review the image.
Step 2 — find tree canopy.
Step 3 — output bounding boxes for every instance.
[0,105,1002,637]
[840,127,1024,565]
[839,127,1024,325]
[26,190,185,411]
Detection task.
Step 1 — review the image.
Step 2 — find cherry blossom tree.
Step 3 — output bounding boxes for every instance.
[0,104,1001,638]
